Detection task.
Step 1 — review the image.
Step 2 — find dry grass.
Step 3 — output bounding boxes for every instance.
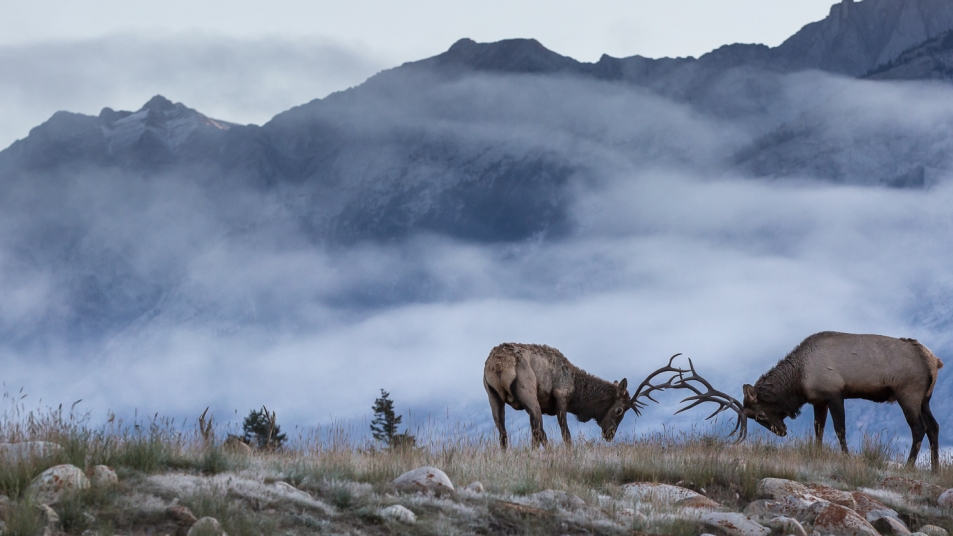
[2,394,952,535]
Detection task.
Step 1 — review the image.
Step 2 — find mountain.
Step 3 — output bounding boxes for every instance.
[866,28,953,80]
[772,0,953,75]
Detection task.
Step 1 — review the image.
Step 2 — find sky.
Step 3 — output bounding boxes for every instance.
[0,0,839,149]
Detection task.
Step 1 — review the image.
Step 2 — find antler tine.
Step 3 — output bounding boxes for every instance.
[672,358,748,441]
[632,353,687,401]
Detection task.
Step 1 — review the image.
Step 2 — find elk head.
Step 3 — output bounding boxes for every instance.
[742,384,787,437]
[598,378,631,441]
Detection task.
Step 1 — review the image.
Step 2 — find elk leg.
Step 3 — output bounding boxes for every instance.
[512,379,547,448]
[554,390,572,447]
[812,402,829,445]
[827,397,849,453]
[899,397,927,467]
[921,396,940,472]
[485,379,508,450]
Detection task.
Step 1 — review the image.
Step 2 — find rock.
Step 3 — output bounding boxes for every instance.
[0,442,64,463]
[766,493,829,524]
[272,481,314,502]
[813,503,879,536]
[86,465,118,488]
[38,503,60,528]
[743,499,777,517]
[166,502,199,525]
[525,489,585,510]
[757,478,809,500]
[223,436,252,455]
[919,526,950,536]
[0,494,9,518]
[699,512,771,536]
[380,504,416,524]
[851,491,900,523]
[391,466,454,495]
[28,464,90,504]
[938,489,953,508]
[878,477,945,502]
[622,482,705,504]
[465,481,484,493]
[675,495,721,509]
[757,515,808,536]
[872,516,912,535]
[807,484,856,510]
[187,516,226,536]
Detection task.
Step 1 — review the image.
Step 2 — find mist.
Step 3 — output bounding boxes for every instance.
[2,63,953,450]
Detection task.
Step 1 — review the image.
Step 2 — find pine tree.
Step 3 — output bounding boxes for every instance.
[242,407,287,450]
[370,389,401,445]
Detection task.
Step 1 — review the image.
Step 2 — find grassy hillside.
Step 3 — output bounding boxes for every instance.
[1,403,952,535]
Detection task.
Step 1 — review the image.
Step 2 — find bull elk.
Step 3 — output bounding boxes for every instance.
[483,343,636,449]
[742,332,944,470]
[638,333,945,471]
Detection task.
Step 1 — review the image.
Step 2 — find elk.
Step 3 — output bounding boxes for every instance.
[741,332,944,470]
[483,343,636,449]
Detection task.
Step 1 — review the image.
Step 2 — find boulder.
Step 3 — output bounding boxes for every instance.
[699,512,771,536]
[851,491,900,523]
[622,482,705,504]
[0,441,63,463]
[757,515,808,536]
[756,478,809,500]
[86,465,118,488]
[872,516,912,535]
[878,477,945,502]
[919,526,949,536]
[391,466,454,495]
[380,504,416,524]
[526,489,586,510]
[28,464,90,504]
[813,503,879,536]
[807,484,856,510]
[675,495,721,509]
[272,481,314,503]
[464,481,484,493]
[38,503,60,530]
[938,489,953,508]
[766,493,829,524]
[187,516,226,536]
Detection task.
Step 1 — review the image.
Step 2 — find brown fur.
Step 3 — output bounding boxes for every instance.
[743,331,944,471]
[483,343,632,449]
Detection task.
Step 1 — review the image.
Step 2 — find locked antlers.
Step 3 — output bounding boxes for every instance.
[632,354,747,441]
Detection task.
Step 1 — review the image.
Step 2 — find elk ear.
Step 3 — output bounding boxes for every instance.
[743,384,757,404]
[616,378,628,394]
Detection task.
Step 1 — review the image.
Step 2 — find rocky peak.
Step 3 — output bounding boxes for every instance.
[774,0,953,75]
[428,37,583,74]
[140,95,179,113]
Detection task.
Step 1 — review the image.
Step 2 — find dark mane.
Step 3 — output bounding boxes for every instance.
[752,332,831,418]
[568,369,619,423]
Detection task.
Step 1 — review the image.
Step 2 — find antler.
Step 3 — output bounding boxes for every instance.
[261,405,277,450]
[198,406,214,445]
[631,354,747,441]
[630,353,688,416]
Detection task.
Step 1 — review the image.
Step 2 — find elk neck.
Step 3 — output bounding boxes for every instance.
[754,349,809,418]
[568,370,619,423]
